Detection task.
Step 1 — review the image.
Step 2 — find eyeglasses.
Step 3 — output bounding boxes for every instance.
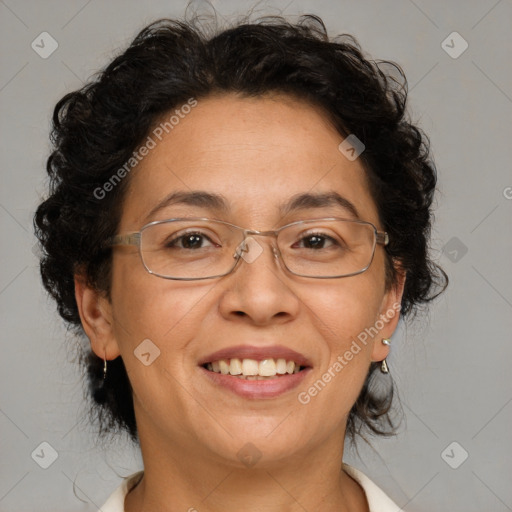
[106,217,389,280]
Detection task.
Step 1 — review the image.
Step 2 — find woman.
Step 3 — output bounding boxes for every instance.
[34,14,447,512]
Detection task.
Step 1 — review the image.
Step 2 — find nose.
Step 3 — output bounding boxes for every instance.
[218,236,300,326]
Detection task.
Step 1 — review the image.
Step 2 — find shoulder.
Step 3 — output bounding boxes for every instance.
[99,471,144,512]
[343,464,402,512]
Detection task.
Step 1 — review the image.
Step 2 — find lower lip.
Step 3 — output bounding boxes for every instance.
[199,366,312,399]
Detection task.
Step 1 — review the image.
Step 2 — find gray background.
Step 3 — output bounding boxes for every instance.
[1,0,511,510]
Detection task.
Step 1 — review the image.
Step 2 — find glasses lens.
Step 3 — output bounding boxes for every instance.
[140,220,241,279]
[278,219,377,277]
[138,218,378,279]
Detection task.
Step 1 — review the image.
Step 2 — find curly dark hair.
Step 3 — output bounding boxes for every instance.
[34,14,448,445]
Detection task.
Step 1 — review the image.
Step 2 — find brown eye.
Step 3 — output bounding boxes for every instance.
[293,234,337,250]
[166,232,217,250]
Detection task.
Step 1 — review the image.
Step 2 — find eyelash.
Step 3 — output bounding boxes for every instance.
[165,231,341,250]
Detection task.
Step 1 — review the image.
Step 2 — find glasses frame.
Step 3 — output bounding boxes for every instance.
[106,217,389,280]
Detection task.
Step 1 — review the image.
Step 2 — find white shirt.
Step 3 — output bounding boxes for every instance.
[100,464,401,511]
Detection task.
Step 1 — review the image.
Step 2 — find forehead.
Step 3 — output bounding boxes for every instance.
[119,93,379,229]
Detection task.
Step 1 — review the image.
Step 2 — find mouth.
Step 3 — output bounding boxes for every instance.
[197,345,312,399]
[201,357,309,380]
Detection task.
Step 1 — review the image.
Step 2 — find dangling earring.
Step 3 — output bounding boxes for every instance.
[380,338,391,374]
[94,350,108,403]
[103,350,108,381]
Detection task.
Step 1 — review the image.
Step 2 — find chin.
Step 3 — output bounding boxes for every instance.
[197,420,311,468]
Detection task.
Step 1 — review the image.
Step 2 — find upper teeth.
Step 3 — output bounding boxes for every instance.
[206,358,301,376]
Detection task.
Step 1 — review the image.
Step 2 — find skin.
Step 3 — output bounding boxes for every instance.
[75,92,405,512]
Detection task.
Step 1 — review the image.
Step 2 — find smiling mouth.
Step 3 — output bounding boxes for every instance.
[202,357,308,380]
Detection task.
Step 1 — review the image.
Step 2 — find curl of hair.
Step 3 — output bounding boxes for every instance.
[34,14,448,444]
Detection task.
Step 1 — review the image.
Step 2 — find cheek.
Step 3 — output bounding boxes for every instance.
[299,269,385,398]
[305,269,384,345]
[108,267,220,422]
[109,258,218,371]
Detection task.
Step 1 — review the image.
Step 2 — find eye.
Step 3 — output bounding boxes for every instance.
[166,231,219,250]
[293,233,338,250]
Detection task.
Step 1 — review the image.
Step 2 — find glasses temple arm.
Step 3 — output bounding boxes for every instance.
[376,231,389,246]
[105,232,141,247]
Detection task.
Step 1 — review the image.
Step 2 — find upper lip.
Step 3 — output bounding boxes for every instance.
[198,344,312,367]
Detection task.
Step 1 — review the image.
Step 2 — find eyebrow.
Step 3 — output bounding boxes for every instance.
[145,190,360,222]
[280,192,360,219]
[145,190,228,221]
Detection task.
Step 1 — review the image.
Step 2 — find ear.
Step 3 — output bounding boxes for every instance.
[74,274,121,361]
[371,266,406,363]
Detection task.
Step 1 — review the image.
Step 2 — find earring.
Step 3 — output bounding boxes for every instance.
[94,350,109,404]
[380,338,391,374]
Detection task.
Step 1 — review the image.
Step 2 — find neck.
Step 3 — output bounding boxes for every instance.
[124,421,369,512]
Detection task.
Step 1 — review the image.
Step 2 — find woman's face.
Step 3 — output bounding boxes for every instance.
[83,93,403,467]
